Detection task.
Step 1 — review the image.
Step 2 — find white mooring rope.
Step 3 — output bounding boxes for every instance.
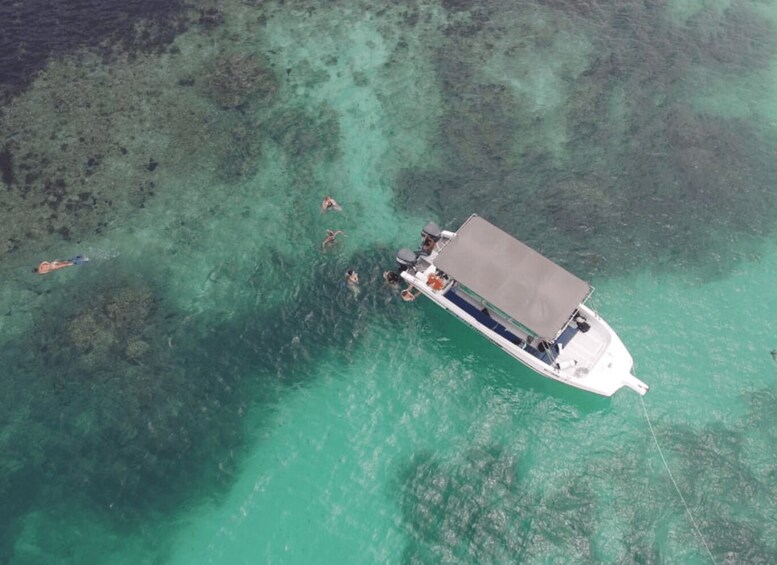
[639,394,717,565]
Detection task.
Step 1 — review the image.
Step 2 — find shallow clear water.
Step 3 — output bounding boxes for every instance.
[2,0,777,563]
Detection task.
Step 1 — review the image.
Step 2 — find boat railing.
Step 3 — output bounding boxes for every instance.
[455,285,534,342]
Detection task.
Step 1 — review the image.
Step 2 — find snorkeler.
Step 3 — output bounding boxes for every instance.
[383,270,400,286]
[345,269,359,286]
[33,255,89,275]
[321,195,341,212]
[322,229,343,250]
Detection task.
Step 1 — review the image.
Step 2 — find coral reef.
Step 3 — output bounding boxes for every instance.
[653,396,777,563]
[0,0,190,102]
[398,410,777,564]
[266,104,341,165]
[0,44,282,256]
[398,446,596,563]
[206,111,266,183]
[1,0,777,561]
[203,53,278,109]
[0,246,389,558]
[66,285,156,367]
[0,272,245,537]
[395,0,777,278]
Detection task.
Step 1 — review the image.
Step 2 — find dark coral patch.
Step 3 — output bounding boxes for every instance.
[0,145,14,187]
[0,274,246,530]
[0,0,190,102]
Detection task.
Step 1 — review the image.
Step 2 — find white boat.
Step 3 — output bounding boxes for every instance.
[395,214,648,397]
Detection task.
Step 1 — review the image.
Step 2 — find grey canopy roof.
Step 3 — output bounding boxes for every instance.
[434,215,591,341]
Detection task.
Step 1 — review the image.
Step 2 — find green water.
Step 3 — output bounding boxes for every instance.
[162,243,777,564]
[2,0,777,563]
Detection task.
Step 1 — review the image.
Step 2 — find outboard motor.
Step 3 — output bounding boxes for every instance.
[395,248,418,272]
[421,221,442,243]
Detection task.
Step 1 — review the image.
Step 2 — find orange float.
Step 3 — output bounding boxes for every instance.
[426,273,445,291]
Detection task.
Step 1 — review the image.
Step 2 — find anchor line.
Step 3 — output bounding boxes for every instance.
[639,394,717,565]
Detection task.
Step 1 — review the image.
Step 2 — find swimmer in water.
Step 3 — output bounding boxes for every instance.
[383,270,400,286]
[321,195,341,212]
[322,229,343,250]
[33,255,89,274]
[345,269,360,297]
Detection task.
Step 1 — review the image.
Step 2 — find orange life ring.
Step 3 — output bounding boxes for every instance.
[426,274,445,291]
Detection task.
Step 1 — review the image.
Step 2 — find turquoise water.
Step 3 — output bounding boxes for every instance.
[2,0,777,563]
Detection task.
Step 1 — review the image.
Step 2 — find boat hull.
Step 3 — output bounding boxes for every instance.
[400,240,648,397]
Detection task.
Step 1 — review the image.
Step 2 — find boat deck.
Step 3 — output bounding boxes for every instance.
[443,286,579,366]
[555,313,611,373]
